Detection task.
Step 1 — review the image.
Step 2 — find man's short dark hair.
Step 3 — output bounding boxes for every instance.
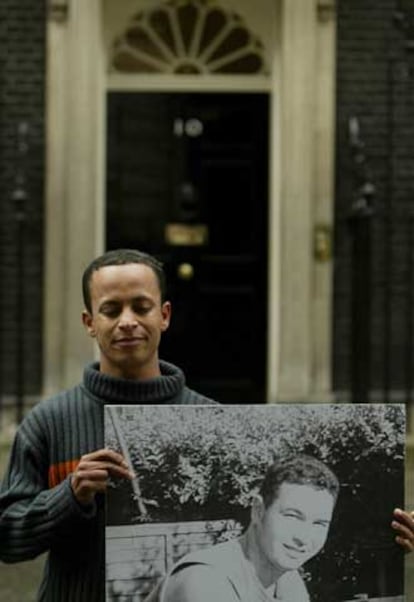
[259,455,340,508]
[82,248,167,312]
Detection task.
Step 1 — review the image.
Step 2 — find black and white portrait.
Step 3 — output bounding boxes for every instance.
[104,404,405,602]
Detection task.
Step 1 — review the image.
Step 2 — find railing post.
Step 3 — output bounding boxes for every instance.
[405,213,414,422]
[12,122,30,424]
[348,117,375,403]
[349,201,373,403]
[392,4,414,417]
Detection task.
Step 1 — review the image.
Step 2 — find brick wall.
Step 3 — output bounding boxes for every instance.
[0,0,46,396]
[334,0,414,396]
[1,0,413,399]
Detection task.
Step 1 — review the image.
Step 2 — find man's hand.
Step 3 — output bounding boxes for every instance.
[71,448,134,506]
[392,508,414,552]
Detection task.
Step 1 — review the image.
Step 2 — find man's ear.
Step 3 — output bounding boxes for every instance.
[82,310,96,337]
[161,301,171,332]
[251,494,265,525]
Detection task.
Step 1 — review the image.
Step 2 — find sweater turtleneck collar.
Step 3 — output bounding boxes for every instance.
[82,360,186,404]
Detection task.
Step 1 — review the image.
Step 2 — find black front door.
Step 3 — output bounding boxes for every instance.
[106,92,269,402]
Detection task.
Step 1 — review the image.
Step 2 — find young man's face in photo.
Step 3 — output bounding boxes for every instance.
[254,482,335,572]
[82,263,171,379]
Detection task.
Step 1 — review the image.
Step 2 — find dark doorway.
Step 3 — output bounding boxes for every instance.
[106,92,269,402]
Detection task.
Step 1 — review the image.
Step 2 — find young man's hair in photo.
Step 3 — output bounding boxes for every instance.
[259,454,340,508]
[82,248,167,312]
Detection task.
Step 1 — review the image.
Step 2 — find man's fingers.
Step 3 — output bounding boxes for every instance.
[70,449,136,506]
[392,508,414,553]
[395,535,414,553]
[73,477,108,495]
[73,468,110,482]
[71,474,108,505]
[76,460,134,480]
[393,508,414,530]
[77,447,135,479]
[79,448,129,467]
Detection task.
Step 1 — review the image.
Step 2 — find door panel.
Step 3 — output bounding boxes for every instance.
[106,92,269,402]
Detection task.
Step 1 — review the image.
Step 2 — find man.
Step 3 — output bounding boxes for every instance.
[0,249,413,602]
[149,455,414,602]
[147,455,337,602]
[0,249,214,601]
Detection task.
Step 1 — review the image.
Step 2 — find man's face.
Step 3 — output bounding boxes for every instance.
[82,263,171,379]
[253,482,334,572]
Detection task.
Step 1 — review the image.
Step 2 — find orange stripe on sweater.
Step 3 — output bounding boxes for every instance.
[48,459,80,488]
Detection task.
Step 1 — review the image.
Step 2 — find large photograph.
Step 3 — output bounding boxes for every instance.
[104,404,405,602]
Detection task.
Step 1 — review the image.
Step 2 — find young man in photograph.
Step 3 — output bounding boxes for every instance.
[148,455,414,602]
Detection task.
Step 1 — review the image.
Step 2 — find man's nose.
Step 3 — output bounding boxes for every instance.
[292,524,312,547]
[118,308,138,328]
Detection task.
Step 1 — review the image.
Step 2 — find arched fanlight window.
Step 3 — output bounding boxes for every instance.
[111,0,268,75]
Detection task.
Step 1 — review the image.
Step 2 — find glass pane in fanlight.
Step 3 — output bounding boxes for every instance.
[113,52,160,73]
[150,9,176,54]
[199,9,227,53]
[127,26,166,61]
[208,27,249,62]
[177,2,199,53]
[213,53,263,74]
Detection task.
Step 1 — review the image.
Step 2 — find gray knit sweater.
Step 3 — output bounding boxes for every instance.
[0,360,214,601]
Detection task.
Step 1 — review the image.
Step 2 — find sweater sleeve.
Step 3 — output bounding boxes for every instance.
[0,412,95,563]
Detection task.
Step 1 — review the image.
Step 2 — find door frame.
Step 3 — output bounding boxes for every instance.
[44,0,336,402]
